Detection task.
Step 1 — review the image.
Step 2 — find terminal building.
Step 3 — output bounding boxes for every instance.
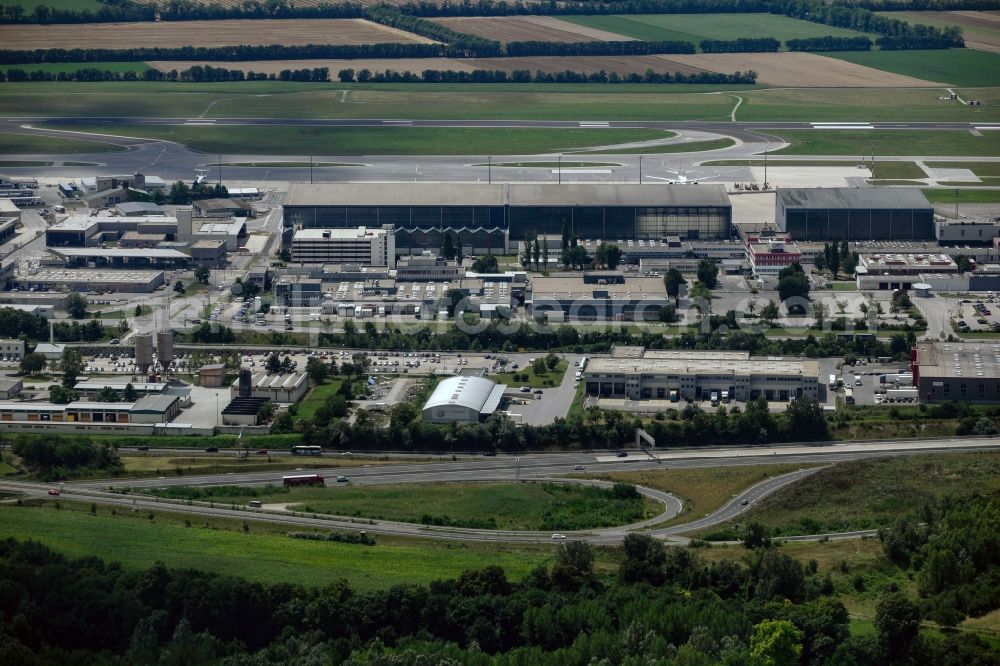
[290,225,395,267]
[284,183,733,255]
[913,341,1000,403]
[776,188,934,241]
[584,346,820,403]
[421,376,507,424]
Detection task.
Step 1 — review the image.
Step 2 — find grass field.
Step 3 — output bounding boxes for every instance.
[737,87,1000,122]
[295,380,346,421]
[0,501,554,590]
[145,480,658,531]
[0,131,127,154]
[922,188,1000,203]
[699,451,1000,538]
[870,161,927,179]
[562,13,867,46]
[772,130,1000,156]
[0,62,151,75]
[925,161,1000,177]
[585,463,814,528]
[878,10,1000,54]
[829,49,1000,87]
[5,0,103,10]
[492,360,568,388]
[42,124,672,155]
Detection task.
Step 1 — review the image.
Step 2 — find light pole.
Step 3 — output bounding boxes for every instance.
[488,156,492,184]
[558,156,562,185]
[515,457,520,482]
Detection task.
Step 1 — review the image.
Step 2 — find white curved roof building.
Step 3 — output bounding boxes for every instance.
[422,376,507,424]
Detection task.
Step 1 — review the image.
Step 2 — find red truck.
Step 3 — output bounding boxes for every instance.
[282,473,325,487]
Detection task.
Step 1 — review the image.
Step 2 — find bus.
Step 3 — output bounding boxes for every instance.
[291,445,322,456]
[282,474,325,487]
[844,387,855,406]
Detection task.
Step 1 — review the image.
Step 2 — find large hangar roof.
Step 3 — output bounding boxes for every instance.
[423,375,506,415]
[288,183,730,208]
[777,188,931,210]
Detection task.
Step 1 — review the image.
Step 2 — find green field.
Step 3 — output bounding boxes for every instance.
[0,501,553,590]
[42,124,672,155]
[829,49,1000,87]
[922,187,1000,203]
[870,161,927,179]
[146,480,658,531]
[1,62,151,75]
[492,360,568,388]
[878,10,1000,52]
[925,161,1000,177]
[295,380,346,421]
[3,0,103,10]
[772,130,1000,156]
[562,13,867,45]
[737,87,1000,122]
[0,130,127,154]
[700,451,1000,538]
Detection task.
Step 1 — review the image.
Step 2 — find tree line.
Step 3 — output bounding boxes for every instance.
[503,39,695,56]
[700,37,781,52]
[1,65,756,86]
[786,35,873,51]
[0,509,995,664]
[364,5,504,57]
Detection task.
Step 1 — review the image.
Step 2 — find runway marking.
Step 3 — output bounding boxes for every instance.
[811,123,874,130]
[550,169,613,174]
[974,125,1000,130]
[184,119,217,125]
[579,121,610,127]
[383,120,413,125]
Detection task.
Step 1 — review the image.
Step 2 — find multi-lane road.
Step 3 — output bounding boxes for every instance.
[2,435,994,545]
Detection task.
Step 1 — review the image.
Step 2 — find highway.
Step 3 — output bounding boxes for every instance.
[2,435,992,545]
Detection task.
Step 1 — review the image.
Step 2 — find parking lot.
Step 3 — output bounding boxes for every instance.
[954,295,1000,334]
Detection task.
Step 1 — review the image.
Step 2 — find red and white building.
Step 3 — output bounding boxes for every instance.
[745,233,802,276]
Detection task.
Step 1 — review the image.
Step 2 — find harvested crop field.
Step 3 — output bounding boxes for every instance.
[433,16,636,44]
[661,52,942,87]
[0,19,434,50]
[879,10,1000,53]
[149,56,707,77]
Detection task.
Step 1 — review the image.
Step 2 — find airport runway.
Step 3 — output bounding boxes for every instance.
[2,117,998,184]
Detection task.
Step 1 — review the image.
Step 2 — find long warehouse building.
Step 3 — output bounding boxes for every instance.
[776,188,934,241]
[284,183,733,255]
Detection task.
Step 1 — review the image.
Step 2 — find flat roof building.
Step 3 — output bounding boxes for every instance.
[585,347,820,404]
[936,217,1000,245]
[422,375,507,424]
[857,253,958,276]
[229,372,307,404]
[776,188,934,241]
[72,380,169,399]
[0,339,25,360]
[0,394,181,434]
[15,267,165,293]
[291,225,395,267]
[285,183,733,255]
[913,341,1000,403]
[530,274,669,322]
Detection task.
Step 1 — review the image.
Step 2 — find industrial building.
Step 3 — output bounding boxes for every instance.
[48,247,190,271]
[529,273,670,322]
[421,375,507,424]
[0,339,25,360]
[229,372,308,404]
[0,394,181,434]
[913,341,1000,403]
[0,377,22,400]
[776,188,934,241]
[290,226,395,267]
[935,217,1000,245]
[284,183,733,255]
[193,198,252,218]
[745,234,803,276]
[45,212,189,247]
[857,253,958,276]
[72,380,169,400]
[584,346,820,403]
[15,268,165,293]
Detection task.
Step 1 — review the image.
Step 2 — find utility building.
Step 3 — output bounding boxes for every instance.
[913,341,1000,403]
[421,376,507,424]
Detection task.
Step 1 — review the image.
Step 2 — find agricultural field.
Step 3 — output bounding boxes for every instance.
[664,52,939,87]
[4,0,103,10]
[148,54,710,77]
[561,13,869,45]
[0,18,434,50]
[697,450,1000,538]
[41,123,672,155]
[0,62,150,75]
[879,10,1000,53]
[772,129,1000,157]
[0,500,554,591]
[153,481,658,531]
[433,15,635,44]
[829,48,1000,87]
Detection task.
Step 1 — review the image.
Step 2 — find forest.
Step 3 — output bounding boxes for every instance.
[0,491,996,664]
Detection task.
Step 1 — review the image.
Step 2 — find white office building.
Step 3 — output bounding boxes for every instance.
[291,225,395,267]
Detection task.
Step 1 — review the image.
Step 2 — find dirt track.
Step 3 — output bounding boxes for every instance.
[658,52,943,87]
[0,18,434,50]
[434,16,635,44]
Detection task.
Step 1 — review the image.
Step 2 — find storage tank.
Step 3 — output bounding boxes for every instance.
[156,331,174,373]
[134,334,154,374]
